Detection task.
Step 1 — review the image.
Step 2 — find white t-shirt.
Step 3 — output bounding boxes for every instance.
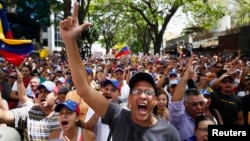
[85,108,112,141]
[11,81,31,107]
[12,80,31,91]
[119,81,130,108]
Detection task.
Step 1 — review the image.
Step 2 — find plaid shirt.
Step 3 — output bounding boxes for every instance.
[12,103,60,141]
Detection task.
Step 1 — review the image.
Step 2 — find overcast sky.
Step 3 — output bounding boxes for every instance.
[166,8,189,35]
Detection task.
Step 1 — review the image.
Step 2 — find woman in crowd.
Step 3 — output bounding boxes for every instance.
[153,87,169,121]
[202,88,224,125]
[196,73,223,125]
[48,100,95,141]
[186,115,217,141]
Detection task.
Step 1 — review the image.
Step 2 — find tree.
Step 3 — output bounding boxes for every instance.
[230,0,250,27]
[182,0,227,31]
[60,0,99,59]
[90,0,225,55]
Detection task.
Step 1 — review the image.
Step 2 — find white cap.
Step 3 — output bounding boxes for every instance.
[169,79,179,87]
[0,126,21,141]
[57,77,65,84]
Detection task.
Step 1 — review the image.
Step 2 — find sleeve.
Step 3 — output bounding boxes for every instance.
[84,107,95,122]
[11,81,17,91]
[11,103,33,129]
[168,100,185,126]
[102,103,123,129]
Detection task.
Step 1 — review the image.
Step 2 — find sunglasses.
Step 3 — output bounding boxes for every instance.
[221,79,233,84]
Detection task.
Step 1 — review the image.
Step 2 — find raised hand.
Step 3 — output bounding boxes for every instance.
[183,55,196,79]
[59,1,92,41]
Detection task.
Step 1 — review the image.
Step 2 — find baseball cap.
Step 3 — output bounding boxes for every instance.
[147,61,154,65]
[0,126,21,141]
[85,67,93,75]
[57,77,65,84]
[114,67,124,73]
[55,100,80,114]
[219,74,233,81]
[128,72,157,95]
[169,79,179,87]
[55,67,63,73]
[169,69,178,77]
[201,88,211,96]
[101,79,120,89]
[58,86,70,94]
[37,81,58,94]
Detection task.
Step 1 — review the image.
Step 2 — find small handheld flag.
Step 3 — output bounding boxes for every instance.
[113,43,130,59]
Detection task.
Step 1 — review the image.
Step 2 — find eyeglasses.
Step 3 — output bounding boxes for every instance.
[130,89,155,96]
[197,127,208,132]
[185,101,205,107]
[221,79,233,84]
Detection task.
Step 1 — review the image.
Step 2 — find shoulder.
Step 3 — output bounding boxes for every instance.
[186,136,197,141]
[48,129,61,140]
[242,94,250,101]
[66,90,77,96]
[83,128,95,141]
[103,103,130,123]
[106,102,126,117]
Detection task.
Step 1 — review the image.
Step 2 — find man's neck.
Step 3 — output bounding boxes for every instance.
[40,105,56,117]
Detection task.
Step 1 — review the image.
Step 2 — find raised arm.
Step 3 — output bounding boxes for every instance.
[83,113,100,131]
[15,68,32,105]
[156,64,173,88]
[59,1,109,118]
[99,62,112,83]
[0,93,15,124]
[171,55,195,102]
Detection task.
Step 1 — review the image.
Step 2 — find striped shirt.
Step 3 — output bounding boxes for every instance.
[12,103,60,141]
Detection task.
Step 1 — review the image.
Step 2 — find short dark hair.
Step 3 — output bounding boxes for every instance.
[184,88,202,102]
[195,115,217,128]
[22,64,32,72]
[156,87,169,102]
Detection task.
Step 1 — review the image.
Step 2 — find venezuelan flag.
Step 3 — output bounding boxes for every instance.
[115,46,130,59]
[0,4,34,66]
[0,4,12,39]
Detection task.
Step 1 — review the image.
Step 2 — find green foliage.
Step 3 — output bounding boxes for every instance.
[88,0,226,55]
[13,0,51,26]
[89,0,182,54]
[230,0,250,27]
[2,0,229,55]
[182,0,226,31]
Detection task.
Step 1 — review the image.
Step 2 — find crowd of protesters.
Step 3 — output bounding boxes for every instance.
[0,3,250,141]
[0,40,250,141]
[0,35,250,141]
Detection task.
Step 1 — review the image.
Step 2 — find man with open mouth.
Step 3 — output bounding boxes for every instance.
[0,79,60,141]
[59,2,180,141]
